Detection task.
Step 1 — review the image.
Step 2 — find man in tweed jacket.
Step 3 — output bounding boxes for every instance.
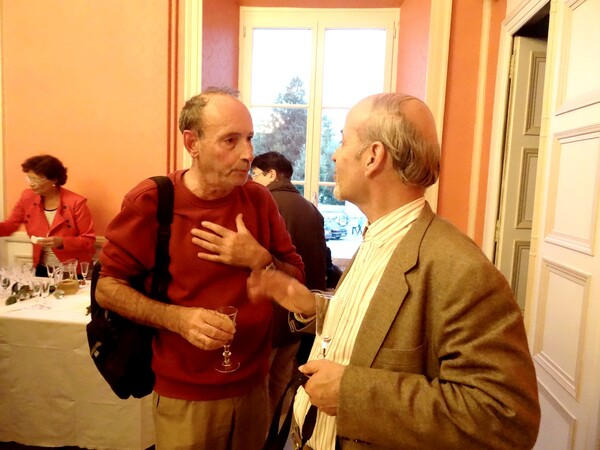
[248,93,540,449]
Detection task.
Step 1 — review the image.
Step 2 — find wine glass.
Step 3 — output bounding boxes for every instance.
[53,264,64,287]
[30,280,48,309]
[215,306,240,373]
[46,263,56,285]
[1,270,12,298]
[312,290,334,359]
[64,259,78,280]
[80,262,90,285]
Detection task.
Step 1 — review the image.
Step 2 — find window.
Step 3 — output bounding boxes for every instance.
[240,8,398,260]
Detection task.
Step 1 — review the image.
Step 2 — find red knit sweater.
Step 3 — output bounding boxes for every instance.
[100,170,304,400]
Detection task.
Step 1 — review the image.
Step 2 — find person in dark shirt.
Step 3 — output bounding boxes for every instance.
[251,151,328,416]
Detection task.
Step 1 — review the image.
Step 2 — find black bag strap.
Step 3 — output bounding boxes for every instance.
[263,372,309,450]
[148,176,174,302]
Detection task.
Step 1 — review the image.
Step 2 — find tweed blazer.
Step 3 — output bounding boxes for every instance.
[335,203,540,449]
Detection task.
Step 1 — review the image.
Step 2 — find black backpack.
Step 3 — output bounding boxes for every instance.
[86,176,174,399]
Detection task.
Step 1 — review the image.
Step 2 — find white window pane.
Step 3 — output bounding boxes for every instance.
[322,29,387,107]
[320,108,347,184]
[251,29,312,105]
[251,106,308,180]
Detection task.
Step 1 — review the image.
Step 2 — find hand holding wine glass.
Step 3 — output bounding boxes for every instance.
[215,305,240,373]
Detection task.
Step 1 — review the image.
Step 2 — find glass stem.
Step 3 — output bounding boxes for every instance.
[222,345,231,367]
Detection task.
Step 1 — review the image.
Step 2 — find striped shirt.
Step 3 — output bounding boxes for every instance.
[294,197,426,450]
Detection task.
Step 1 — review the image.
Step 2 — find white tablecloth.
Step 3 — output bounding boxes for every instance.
[0,286,155,449]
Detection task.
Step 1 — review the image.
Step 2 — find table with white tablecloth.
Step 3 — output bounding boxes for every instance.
[0,286,155,449]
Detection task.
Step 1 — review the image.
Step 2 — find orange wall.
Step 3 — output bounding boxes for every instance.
[1,0,180,235]
[437,0,505,240]
[239,0,401,6]
[1,0,504,246]
[474,0,505,244]
[395,0,431,99]
[437,1,482,231]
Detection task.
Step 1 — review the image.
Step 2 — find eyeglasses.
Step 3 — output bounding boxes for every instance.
[249,170,267,179]
[26,175,50,186]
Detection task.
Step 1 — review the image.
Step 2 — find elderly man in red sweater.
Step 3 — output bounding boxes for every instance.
[96,87,304,450]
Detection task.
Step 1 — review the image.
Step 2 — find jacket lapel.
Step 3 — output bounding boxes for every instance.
[349,203,435,367]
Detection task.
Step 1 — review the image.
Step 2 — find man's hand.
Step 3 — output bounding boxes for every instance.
[247,268,316,316]
[191,213,271,270]
[176,306,236,351]
[299,359,345,416]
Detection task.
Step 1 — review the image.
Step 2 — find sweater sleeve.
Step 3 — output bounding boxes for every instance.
[99,179,159,281]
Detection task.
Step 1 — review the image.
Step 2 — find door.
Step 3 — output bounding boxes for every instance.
[528,0,600,448]
[496,36,547,312]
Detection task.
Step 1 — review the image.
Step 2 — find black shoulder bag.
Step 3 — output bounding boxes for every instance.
[86,176,174,399]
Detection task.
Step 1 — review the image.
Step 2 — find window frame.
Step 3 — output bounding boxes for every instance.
[239,7,399,203]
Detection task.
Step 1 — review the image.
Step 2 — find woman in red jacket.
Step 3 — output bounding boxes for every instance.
[0,155,96,277]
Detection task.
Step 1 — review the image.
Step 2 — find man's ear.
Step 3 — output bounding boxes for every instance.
[182,130,199,156]
[365,141,387,174]
[266,169,277,182]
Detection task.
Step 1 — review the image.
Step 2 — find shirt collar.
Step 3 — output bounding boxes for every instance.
[363,197,426,245]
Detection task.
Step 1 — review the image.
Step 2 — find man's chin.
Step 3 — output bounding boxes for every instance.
[333,185,343,201]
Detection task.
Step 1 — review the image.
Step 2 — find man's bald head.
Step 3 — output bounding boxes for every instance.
[356,93,440,188]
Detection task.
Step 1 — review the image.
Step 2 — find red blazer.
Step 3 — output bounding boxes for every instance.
[0,187,96,266]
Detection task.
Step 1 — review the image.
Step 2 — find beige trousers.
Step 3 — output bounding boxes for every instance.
[153,380,268,450]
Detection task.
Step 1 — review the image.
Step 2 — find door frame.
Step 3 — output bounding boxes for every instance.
[483,0,551,329]
[483,6,549,245]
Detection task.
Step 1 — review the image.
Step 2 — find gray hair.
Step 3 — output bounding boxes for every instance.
[359,93,440,188]
[178,86,240,137]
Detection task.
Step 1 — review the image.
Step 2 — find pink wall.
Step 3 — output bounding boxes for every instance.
[1,0,181,235]
[203,0,240,90]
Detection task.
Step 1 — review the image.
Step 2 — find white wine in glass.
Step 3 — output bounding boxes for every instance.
[312,290,334,359]
[215,305,240,373]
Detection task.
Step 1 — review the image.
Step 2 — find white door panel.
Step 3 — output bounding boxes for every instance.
[528,1,600,449]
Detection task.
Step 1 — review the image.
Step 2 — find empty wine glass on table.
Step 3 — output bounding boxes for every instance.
[1,270,11,298]
[30,280,49,309]
[46,263,56,286]
[35,279,52,309]
[41,279,51,300]
[215,305,240,373]
[64,259,78,280]
[53,264,64,287]
[80,262,89,285]
[312,290,334,359]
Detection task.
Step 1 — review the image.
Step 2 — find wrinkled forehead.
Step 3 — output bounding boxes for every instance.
[203,96,254,132]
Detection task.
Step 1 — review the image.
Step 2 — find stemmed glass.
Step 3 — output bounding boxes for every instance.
[215,306,240,373]
[312,290,334,359]
[46,263,56,285]
[1,270,11,298]
[65,259,78,280]
[41,279,51,304]
[80,262,90,286]
[30,280,49,309]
